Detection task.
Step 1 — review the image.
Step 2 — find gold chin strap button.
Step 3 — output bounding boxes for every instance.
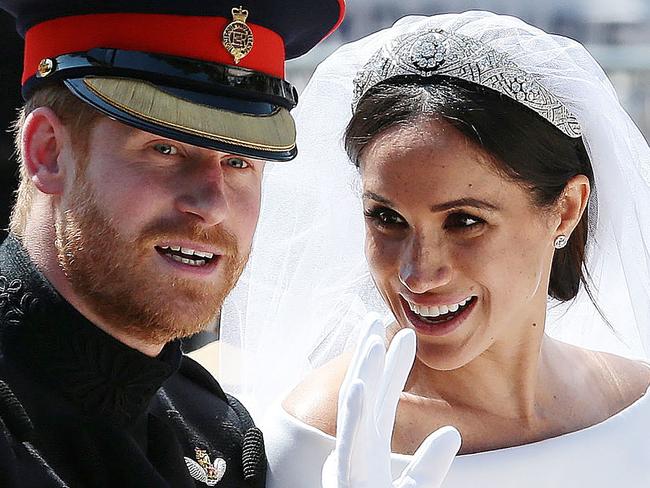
[37,58,55,78]
[222,6,254,65]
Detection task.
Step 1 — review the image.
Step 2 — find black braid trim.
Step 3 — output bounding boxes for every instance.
[0,380,33,443]
[242,427,266,486]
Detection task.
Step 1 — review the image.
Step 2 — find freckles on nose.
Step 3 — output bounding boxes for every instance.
[399,237,456,289]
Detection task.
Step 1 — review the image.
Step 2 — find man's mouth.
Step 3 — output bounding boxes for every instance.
[405,296,477,324]
[155,245,217,267]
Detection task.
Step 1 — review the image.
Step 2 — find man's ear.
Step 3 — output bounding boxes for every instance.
[21,107,70,195]
[555,174,591,237]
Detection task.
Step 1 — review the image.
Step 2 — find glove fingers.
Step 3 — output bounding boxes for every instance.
[377,328,416,437]
[334,380,365,488]
[339,314,386,411]
[365,312,388,339]
[395,426,461,488]
[355,337,385,409]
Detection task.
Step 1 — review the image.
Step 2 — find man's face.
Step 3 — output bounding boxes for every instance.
[55,117,264,345]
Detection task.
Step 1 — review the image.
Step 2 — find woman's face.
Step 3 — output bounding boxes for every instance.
[360,118,559,370]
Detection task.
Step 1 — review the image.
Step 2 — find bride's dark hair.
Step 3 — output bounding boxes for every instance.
[345,75,594,302]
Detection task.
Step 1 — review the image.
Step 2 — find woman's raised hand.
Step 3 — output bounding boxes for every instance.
[322,314,461,488]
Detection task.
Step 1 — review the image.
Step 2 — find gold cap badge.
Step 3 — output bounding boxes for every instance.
[222,6,254,65]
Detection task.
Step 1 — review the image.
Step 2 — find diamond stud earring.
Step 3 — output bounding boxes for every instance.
[554,235,568,249]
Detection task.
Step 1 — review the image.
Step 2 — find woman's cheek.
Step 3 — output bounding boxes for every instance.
[365,230,401,277]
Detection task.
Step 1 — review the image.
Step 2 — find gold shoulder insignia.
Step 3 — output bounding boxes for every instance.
[184,447,227,486]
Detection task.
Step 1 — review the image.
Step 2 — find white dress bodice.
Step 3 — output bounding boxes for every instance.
[263,386,650,487]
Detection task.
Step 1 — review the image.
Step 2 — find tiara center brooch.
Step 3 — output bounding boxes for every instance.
[222,6,254,64]
[410,33,450,72]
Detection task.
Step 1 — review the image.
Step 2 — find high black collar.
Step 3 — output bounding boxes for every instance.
[0,234,182,426]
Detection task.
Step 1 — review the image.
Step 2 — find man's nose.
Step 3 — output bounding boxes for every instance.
[398,234,453,294]
[175,162,229,226]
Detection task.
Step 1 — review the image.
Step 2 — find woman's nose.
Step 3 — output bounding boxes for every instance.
[398,235,452,294]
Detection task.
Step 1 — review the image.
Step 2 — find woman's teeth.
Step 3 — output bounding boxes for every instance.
[407,296,473,319]
[157,245,215,267]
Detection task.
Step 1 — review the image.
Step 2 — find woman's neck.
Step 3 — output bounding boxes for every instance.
[405,329,563,424]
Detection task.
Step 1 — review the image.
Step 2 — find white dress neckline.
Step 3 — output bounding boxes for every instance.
[274,381,650,460]
[263,381,650,487]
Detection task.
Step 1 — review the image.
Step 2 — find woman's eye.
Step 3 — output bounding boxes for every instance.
[153,143,178,156]
[225,157,250,169]
[364,207,406,227]
[445,213,484,230]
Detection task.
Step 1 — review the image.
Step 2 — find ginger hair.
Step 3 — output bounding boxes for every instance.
[10,84,102,236]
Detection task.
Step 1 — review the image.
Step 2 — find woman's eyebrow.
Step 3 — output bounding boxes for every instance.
[362,191,393,205]
[363,192,500,213]
[430,198,501,212]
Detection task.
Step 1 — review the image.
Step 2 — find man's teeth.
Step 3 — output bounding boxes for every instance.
[158,245,215,266]
[159,245,214,259]
[170,255,206,266]
[408,296,473,318]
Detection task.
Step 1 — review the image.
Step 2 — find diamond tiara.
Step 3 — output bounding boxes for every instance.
[353,28,582,138]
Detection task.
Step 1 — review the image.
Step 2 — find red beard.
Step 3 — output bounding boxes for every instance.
[55,172,248,345]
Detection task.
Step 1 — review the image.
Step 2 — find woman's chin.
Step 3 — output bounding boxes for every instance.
[407,329,485,371]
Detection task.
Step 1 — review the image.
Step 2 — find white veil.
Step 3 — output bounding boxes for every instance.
[221,11,650,422]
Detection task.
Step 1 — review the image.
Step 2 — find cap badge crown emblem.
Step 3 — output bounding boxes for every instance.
[222,6,254,64]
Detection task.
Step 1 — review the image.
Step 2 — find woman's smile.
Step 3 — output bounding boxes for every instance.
[400,294,478,336]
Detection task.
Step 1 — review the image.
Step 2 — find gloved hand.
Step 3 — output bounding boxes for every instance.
[322,314,461,488]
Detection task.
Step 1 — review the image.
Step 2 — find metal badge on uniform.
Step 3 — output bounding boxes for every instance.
[37,58,55,77]
[184,447,227,486]
[222,6,254,64]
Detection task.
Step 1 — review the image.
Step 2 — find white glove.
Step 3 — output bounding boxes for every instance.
[322,314,461,488]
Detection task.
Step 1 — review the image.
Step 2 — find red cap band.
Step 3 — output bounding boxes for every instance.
[23,13,286,84]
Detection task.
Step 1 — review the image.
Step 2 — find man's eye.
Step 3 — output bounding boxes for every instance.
[153,143,178,155]
[225,157,250,169]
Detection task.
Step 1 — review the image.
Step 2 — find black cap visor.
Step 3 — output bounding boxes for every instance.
[30,49,299,161]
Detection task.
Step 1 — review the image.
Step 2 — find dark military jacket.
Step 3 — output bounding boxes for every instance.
[0,235,266,487]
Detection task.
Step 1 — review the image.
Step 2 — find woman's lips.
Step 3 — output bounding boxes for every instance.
[400,295,477,337]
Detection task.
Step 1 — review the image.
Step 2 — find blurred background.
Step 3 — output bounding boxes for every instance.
[0,11,22,240]
[0,2,648,350]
